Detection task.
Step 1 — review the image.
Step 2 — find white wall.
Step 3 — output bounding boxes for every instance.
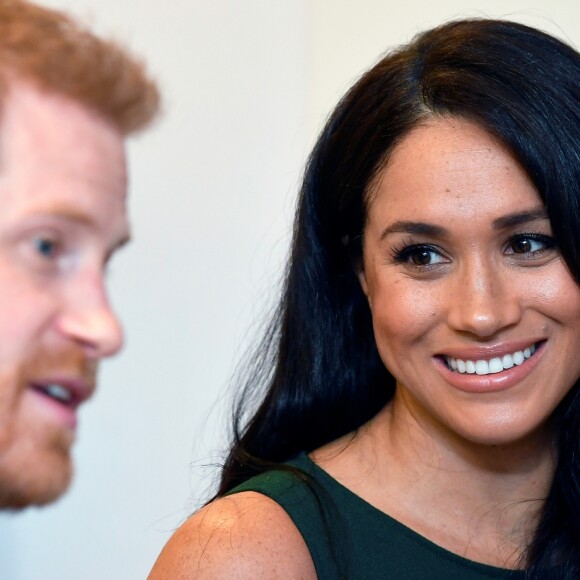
[0,1,577,578]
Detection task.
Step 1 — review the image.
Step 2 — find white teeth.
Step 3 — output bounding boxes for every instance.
[488,358,503,374]
[44,384,73,403]
[446,344,537,376]
[502,354,514,369]
[475,360,488,375]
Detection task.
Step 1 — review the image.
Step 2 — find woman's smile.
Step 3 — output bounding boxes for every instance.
[433,340,545,394]
[445,342,537,375]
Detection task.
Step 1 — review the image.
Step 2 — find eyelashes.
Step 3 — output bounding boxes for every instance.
[505,233,556,256]
[391,243,447,267]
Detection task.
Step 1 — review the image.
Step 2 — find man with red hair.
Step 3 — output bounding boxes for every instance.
[0,0,160,509]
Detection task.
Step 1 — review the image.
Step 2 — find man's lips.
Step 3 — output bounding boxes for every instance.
[28,377,94,409]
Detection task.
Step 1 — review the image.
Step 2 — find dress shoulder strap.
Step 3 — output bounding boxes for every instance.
[227,454,343,578]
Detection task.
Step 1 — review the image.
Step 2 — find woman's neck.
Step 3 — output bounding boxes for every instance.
[312,398,556,569]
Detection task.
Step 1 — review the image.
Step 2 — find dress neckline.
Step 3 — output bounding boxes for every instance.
[296,452,527,578]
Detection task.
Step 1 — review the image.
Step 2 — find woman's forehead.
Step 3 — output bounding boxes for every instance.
[365,117,544,230]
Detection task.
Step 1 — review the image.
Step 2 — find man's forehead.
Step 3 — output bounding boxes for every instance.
[0,80,129,242]
[0,79,126,149]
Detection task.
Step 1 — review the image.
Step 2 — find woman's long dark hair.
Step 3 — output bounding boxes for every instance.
[217,19,580,577]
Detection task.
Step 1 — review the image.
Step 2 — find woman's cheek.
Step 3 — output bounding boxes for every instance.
[369,276,443,354]
[525,264,580,322]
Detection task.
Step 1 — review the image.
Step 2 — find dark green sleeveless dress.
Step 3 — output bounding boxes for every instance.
[228,453,527,579]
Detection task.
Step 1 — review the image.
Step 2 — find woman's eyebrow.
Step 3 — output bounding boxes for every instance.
[492,208,549,230]
[380,221,447,241]
[379,208,549,241]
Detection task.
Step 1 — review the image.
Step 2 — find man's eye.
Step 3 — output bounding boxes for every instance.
[34,237,58,258]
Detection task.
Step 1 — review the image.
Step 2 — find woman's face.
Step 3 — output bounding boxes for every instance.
[359,117,580,447]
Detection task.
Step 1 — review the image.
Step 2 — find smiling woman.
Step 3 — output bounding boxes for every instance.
[359,117,580,451]
[149,19,580,579]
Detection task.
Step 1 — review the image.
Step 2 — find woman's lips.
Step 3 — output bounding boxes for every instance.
[434,341,546,393]
[445,343,538,376]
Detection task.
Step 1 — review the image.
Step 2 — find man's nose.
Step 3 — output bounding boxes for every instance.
[56,272,124,358]
[447,258,522,338]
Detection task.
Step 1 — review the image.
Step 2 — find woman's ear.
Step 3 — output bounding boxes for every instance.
[357,268,369,298]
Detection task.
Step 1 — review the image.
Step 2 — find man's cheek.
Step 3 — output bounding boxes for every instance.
[0,369,23,451]
[0,419,15,457]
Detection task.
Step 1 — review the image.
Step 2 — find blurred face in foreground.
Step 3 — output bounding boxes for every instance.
[0,80,128,509]
[359,117,580,449]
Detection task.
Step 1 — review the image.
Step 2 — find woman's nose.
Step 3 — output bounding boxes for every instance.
[446,259,522,337]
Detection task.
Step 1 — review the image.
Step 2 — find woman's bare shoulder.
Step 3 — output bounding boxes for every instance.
[148,491,317,579]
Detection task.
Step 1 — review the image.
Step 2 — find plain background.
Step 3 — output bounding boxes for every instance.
[0,1,577,578]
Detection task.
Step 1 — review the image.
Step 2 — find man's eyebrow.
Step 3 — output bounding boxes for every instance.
[491,208,549,230]
[32,205,131,251]
[34,206,95,227]
[380,221,447,241]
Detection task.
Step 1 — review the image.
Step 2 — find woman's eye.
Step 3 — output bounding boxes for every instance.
[394,245,447,267]
[507,235,554,255]
[409,248,444,265]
